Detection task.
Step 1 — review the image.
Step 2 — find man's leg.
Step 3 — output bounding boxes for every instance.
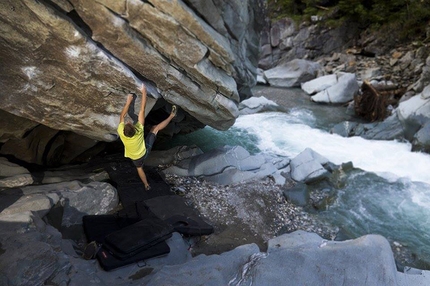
[151,105,177,135]
[138,106,176,191]
[136,166,150,190]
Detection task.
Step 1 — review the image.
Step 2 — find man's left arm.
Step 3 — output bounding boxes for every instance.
[138,84,147,125]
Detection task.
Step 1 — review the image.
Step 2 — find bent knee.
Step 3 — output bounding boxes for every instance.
[150,126,159,135]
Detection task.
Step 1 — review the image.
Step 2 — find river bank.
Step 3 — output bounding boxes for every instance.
[159,85,430,270]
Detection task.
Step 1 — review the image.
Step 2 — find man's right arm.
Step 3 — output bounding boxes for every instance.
[120,94,134,123]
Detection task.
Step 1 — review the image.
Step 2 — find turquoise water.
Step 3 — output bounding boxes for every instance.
[160,124,261,154]
[164,89,430,268]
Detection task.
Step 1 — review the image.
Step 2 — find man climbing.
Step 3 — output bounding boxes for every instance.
[117,83,176,190]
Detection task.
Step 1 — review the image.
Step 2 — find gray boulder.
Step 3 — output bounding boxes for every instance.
[163,145,280,185]
[0,181,118,226]
[246,231,399,286]
[238,96,285,115]
[412,120,430,153]
[263,59,324,88]
[301,73,338,95]
[331,113,405,141]
[311,73,359,104]
[290,148,330,183]
[397,89,430,123]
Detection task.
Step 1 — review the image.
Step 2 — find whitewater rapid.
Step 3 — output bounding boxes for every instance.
[234,111,430,186]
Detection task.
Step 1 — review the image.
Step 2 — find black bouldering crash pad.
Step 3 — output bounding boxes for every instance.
[96,241,170,271]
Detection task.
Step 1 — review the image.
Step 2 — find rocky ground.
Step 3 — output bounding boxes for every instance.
[162,170,426,270]
[163,173,338,256]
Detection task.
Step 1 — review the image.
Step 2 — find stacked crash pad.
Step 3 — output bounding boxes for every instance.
[83,202,172,271]
[82,154,214,271]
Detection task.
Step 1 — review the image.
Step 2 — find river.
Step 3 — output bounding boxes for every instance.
[163,86,430,269]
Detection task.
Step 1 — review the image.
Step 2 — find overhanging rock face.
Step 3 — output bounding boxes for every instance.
[0,0,265,141]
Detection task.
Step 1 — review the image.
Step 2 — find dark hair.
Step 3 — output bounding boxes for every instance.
[124,123,136,137]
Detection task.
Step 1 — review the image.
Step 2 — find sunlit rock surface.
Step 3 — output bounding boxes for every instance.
[0,0,264,142]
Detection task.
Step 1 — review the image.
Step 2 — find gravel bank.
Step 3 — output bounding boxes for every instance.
[163,173,338,256]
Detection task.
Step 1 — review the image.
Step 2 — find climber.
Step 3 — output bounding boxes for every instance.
[117,83,177,190]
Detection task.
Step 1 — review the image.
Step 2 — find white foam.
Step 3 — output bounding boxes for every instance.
[409,182,430,208]
[234,112,430,185]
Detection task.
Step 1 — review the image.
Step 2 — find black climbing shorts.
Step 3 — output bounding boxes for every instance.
[132,132,156,168]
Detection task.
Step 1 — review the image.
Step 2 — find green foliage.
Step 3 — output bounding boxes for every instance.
[337,0,370,23]
[267,0,430,40]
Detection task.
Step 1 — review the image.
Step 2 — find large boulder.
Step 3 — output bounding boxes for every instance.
[289,148,330,183]
[263,59,324,88]
[248,231,399,286]
[0,0,264,143]
[301,73,338,95]
[238,96,285,115]
[310,73,360,104]
[0,180,118,225]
